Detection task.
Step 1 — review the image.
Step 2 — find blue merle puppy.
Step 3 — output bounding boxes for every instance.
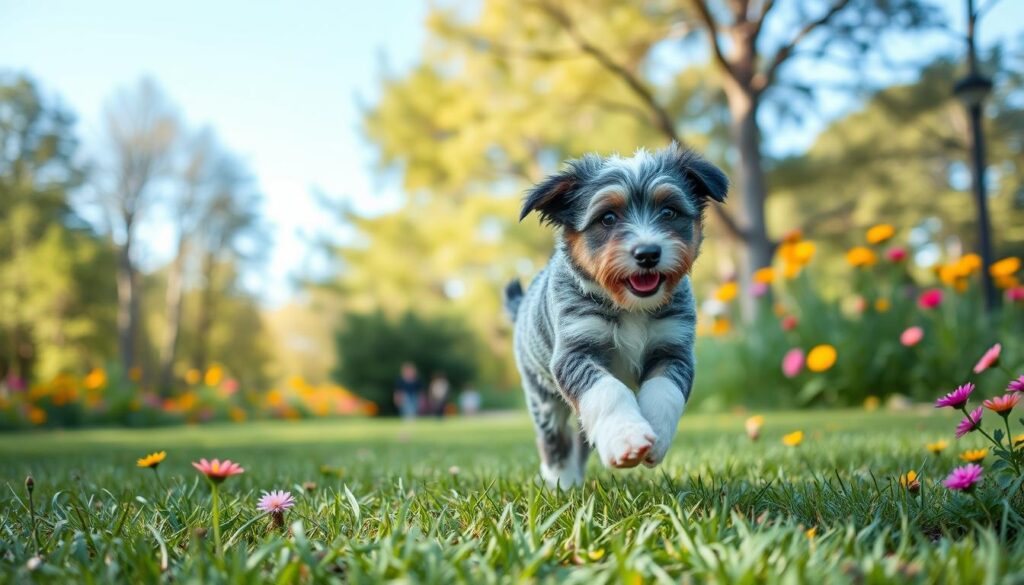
[504,144,728,488]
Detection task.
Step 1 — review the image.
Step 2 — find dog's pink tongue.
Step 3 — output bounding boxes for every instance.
[628,273,660,293]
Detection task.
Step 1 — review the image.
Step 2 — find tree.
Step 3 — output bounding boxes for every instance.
[0,75,115,382]
[97,78,180,375]
[365,0,942,315]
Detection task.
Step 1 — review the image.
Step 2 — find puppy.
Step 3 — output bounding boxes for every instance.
[504,143,728,488]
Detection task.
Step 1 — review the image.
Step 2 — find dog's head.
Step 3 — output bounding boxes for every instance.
[521,143,728,311]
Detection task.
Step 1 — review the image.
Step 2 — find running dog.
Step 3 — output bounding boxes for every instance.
[505,143,728,488]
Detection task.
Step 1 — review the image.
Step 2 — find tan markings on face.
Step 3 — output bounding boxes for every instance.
[651,183,682,207]
[592,237,634,306]
[564,230,600,280]
[583,189,626,226]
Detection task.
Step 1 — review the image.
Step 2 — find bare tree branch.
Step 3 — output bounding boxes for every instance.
[689,0,739,83]
[750,0,777,41]
[751,0,853,94]
[534,1,683,145]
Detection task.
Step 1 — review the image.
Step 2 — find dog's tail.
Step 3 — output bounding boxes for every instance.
[503,279,524,323]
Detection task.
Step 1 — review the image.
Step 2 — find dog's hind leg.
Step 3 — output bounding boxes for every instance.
[525,380,587,489]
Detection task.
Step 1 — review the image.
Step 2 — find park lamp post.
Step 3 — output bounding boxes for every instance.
[953,0,996,313]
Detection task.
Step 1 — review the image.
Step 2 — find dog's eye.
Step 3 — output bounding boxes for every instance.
[600,212,617,227]
[658,208,677,221]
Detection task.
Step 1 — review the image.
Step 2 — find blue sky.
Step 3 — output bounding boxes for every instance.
[2,0,1021,305]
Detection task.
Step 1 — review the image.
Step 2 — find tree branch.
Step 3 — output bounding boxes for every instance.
[689,0,738,82]
[751,0,853,94]
[535,1,683,145]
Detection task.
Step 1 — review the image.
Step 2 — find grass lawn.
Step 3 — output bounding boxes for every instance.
[2,409,1023,583]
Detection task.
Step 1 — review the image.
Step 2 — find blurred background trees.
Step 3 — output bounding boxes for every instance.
[1,1,1023,427]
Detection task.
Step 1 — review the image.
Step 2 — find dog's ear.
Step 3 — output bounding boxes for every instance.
[665,143,728,205]
[520,155,602,226]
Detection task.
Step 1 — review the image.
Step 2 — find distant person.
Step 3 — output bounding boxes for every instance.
[393,362,423,420]
[459,388,481,416]
[428,372,450,418]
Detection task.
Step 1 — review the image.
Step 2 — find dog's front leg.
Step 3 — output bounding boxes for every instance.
[553,353,655,469]
[637,357,694,467]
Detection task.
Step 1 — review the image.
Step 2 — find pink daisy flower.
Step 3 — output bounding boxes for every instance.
[256,490,295,513]
[192,458,245,483]
[955,407,983,438]
[886,247,907,262]
[983,393,1020,415]
[943,464,983,491]
[900,326,924,347]
[1008,375,1024,393]
[934,383,974,409]
[973,343,1001,374]
[782,348,805,378]
[917,289,943,309]
[1007,286,1024,303]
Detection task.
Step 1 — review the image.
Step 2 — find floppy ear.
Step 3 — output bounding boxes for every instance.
[665,143,728,204]
[520,155,601,226]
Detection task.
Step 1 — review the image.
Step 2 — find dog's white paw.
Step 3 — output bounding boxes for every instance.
[637,376,686,468]
[540,463,584,489]
[594,417,656,469]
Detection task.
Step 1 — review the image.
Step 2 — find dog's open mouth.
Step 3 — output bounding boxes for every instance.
[626,273,664,297]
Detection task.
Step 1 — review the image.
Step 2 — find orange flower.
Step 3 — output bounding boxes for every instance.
[899,470,920,492]
[983,393,1019,415]
[711,317,731,336]
[753,268,774,284]
[959,448,988,463]
[28,406,47,425]
[204,365,224,387]
[958,254,982,274]
[137,451,167,468]
[714,282,739,302]
[865,224,895,245]
[792,241,816,264]
[990,257,1020,278]
[84,368,107,391]
[873,298,890,312]
[782,431,804,446]
[806,345,837,372]
[846,247,877,268]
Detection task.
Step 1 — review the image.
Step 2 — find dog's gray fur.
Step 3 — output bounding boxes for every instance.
[505,143,728,487]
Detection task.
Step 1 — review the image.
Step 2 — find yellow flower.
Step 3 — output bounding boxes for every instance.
[805,526,817,539]
[782,430,804,447]
[753,267,775,284]
[939,263,968,287]
[83,368,107,391]
[990,257,1021,278]
[959,448,988,463]
[806,345,837,372]
[846,247,877,268]
[714,282,739,302]
[995,275,1019,290]
[866,224,895,245]
[782,261,802,280]
[137,451,166,468]
[1014,434,1024,447]
[587,549,605,561]
[204,365,224,387]
[926,439,948,454]
[793,241,816,264]
[745,415,764,440]
[863,395,880,411]
[185,369,201,385]
[874,299,890,312]
[958,254,982,274]
[711,317,731,336]
[899,470,918,487]
[28,406,47,425]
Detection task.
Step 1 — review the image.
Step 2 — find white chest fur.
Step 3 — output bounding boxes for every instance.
[608,313,684,388]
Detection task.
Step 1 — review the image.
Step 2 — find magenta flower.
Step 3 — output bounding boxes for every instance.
[917,289,943,309]
[256,490,295,513]
[1007,286,1024,303]
[782,348,805,378]
[900,326,924,347]
[886,247,907,262]
[751,282,769,298]
[942,464,983,491]
[1009,375,1024,393]
[973,343,1001,374]
[934,383,974,409]
[955,407,983,438]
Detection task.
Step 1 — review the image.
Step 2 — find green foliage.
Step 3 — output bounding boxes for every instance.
[2,411,1024,581]
[333,311,478,414]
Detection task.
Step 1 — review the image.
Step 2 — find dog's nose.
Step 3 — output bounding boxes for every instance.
[632,245,661,268]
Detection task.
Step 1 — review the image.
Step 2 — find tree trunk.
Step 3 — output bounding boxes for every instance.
[116,238,140,374]
[193,252,216,372]
[725,86,774,318]
[157,235,187,392]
